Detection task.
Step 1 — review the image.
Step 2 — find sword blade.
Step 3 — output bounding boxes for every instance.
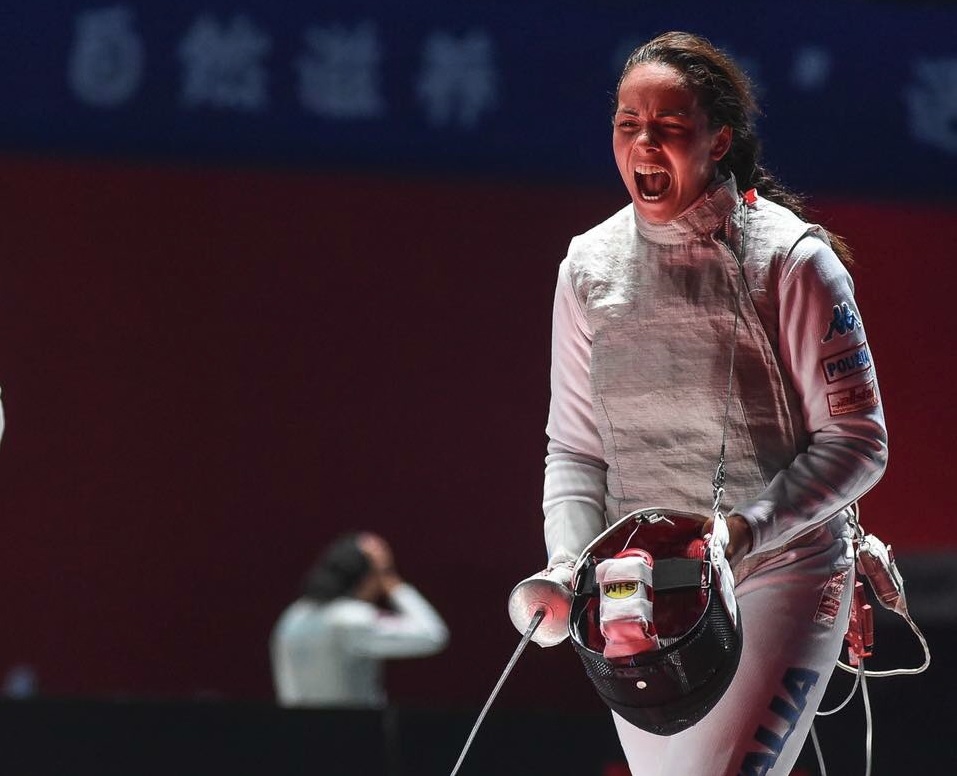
[448,608,546,776]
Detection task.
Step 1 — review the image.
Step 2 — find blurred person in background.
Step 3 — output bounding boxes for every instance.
[271,532,448,708]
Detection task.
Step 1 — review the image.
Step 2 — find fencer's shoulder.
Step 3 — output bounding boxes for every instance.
[749,194,804,224]
[563,203,636,285]
[567,203,634,258]
[747,195,827,250]
[743,195,833,282]
[745,196,806,244]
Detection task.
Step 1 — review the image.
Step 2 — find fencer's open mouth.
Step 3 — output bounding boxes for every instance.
[634,165,672,201]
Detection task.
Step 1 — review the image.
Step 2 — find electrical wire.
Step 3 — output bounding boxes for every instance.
[813,500,930,775]
[835,612,931,678]
[809,723,828,776]
[860,670,873,776]
[814,662,872,776]
[816,663,861,716]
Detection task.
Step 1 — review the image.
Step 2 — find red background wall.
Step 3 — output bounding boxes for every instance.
[0,156,953,707]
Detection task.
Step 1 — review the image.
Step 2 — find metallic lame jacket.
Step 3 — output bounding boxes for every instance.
[543,176,887,578]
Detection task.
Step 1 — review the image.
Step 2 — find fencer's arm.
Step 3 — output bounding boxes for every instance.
[731,237,888,555]
[543,259,608,568]
[344,583,449,659]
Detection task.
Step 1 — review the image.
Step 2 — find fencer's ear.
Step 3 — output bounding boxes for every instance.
[711,125,732,161]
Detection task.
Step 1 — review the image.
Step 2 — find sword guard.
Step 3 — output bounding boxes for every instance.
[508,565,573,647]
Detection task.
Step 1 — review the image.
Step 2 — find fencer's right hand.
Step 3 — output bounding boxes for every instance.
[701,514,753,569]
[507,562,575,647]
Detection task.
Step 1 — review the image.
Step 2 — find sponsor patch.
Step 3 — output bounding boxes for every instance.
[827,379,879,416]
[821,342,872,384]
[814,569,849,627]
[822,301,860,343]
[603,581,638,599]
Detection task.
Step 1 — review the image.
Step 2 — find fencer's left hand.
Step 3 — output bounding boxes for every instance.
[701,514,753,568]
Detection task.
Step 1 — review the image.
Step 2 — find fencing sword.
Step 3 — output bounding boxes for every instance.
[448,568,574,775]
[447,607,545,776]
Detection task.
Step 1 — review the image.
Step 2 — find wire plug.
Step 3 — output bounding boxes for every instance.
[846,580,874,666]
[856,533,908,616]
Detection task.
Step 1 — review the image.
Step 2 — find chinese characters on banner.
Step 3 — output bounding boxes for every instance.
[55,3,957,182]
[68,8,500,129]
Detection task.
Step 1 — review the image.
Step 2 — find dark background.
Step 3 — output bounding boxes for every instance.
[0,161,952,708]
[0,0,954,772]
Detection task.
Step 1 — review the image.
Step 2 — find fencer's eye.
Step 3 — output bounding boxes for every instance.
[615,113,639,129]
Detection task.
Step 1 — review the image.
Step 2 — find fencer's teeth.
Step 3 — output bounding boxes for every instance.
[635,165,667,175]
[640,192,663,201]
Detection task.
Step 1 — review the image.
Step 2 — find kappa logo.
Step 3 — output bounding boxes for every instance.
[822,301,860,343]
[821,342,872,384]
[827,379,880,417]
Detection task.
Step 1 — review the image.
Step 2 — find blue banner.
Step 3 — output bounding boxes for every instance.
[1,0,955,196]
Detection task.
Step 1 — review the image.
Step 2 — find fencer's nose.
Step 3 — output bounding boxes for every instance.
[634,124,660,151]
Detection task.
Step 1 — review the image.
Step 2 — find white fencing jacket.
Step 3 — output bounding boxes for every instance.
[544,176,887,577]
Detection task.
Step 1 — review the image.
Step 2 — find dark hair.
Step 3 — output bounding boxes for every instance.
[301,533,371,602]
[617,31,852,264]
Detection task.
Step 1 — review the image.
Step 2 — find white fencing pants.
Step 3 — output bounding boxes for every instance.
[613,520,855,776]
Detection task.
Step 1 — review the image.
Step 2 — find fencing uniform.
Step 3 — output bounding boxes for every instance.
[543,175,887,774]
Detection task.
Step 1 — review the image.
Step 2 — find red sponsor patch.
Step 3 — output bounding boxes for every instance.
[815,569,849,627]
[827,379,879,416]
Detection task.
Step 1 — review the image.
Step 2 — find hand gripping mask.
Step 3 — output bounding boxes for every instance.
[569,508,742,736]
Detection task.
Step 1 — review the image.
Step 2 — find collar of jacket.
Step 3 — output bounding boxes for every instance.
[631,175,738,246]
